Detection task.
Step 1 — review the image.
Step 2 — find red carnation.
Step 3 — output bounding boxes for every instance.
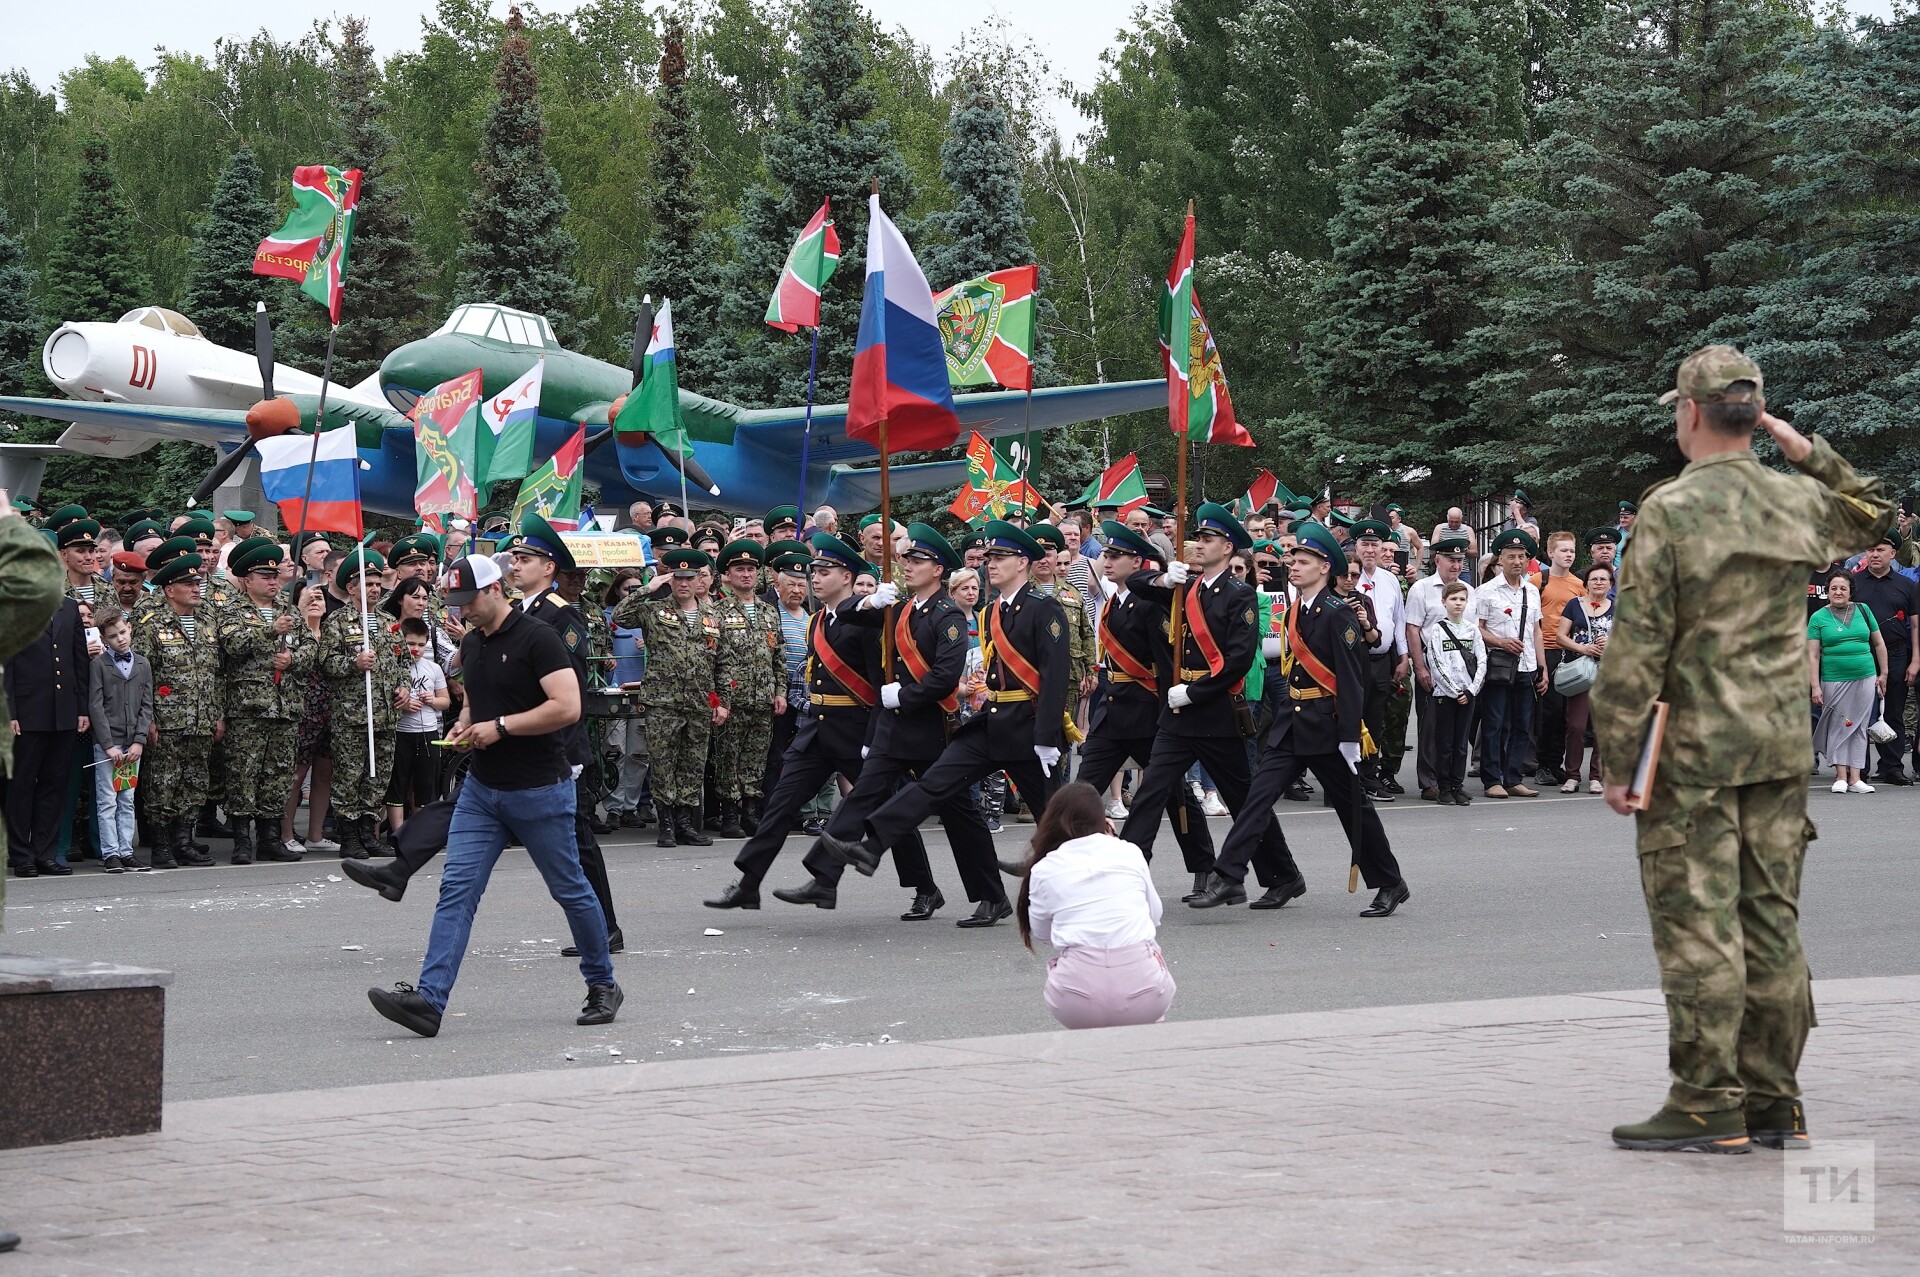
[156,685,172,697]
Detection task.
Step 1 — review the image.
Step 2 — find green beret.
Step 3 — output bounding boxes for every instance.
[146,536,199,571]
[661,546,710,575]
[1193,502,1252,551]
[809,532,871,574]
[1586,527,1622,547]
[1488,528,1538,558]
[46,503,89,532]
[980,519,1046,561]
[764,505,800,531]
[1101,521,1160,563]
[56,518,101,549]
[125,519,165,545]
[651,525,690,550]
[718,538,764,570]
[1028,523,1066,552]
[1291,521,1348,576]
[858,513,886,532]
[1251,538,1280,556]
[221,509,257,524]
[1349,519,1392,542]
[336,548,386,591]
[900,522,960,571]
[152,555,204,589]
[516,513,577,571]
[178,515,217,542]
[231,539,286,574]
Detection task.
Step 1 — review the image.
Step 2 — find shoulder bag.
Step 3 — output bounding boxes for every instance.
[1483,587,1528,686]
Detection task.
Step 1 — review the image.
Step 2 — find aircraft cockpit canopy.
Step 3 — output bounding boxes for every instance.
[433,304,558,349]
[117,307,205,340]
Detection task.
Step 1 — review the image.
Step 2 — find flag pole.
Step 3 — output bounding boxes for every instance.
[1021,386,1034,516]
[287,322,339,555]
[356,556,375,775]
[878,414,893,676]
[798,325,819,519]
[1169,431,1189,677]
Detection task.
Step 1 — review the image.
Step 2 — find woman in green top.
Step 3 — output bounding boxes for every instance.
[1808,572,1888,793]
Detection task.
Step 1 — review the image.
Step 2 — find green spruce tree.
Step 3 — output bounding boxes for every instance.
[332,15,438,385]
[1294,0,1506,503]
[0,205,38,405]
[39,133,152,324]
[178,145,277,350]
[455,6,589,345]
[1480,0,1803,498]
[718,0,915,408]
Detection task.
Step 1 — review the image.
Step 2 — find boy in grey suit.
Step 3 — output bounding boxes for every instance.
[89,607,154,871]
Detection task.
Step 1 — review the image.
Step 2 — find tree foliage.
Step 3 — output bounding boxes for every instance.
[179,145,278,351]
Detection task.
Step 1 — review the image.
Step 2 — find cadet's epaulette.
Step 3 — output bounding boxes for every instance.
[547,591,567,607]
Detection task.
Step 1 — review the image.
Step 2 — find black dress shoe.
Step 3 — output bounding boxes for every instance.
[1248,877,1307,910]
[1188,876,1248,909]
[772,878,838,909]
[816,831,881,877]
[1878,771,1912,786]
[1180,871,1210,903]
[577,982,624,1026]
[368,982,441,1037]
[34,860,72,876]
[1283,781,1311,802]
[955,899,1013,928]
[901,888,945,920]
[1450,789,1472,806]
[704,879,761,909]
[0,1226,18,1253]
[562,928,624,957]
[342,858,408,902]
[9,863,36,878]
[1359,881,1411,917]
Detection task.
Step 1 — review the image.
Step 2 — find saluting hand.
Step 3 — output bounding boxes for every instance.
[1759,407,1813,464]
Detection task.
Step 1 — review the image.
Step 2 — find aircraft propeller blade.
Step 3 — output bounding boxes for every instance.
[255,301,275,400]
[192,301,294,504]
[630,302,650,390]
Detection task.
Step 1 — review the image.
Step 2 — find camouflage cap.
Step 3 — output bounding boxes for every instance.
[1659,344,1764,406]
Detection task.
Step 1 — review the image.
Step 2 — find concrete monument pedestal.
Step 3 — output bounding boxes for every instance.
[0,955,171,1149]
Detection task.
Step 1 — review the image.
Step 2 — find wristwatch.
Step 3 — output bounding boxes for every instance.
[495,715,510,738]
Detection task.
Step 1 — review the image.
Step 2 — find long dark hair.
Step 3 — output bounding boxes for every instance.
[1017,782,1112,950]
[382,575,431,618]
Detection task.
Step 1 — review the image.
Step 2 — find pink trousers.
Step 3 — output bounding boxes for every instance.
[1044,939,1176,1029]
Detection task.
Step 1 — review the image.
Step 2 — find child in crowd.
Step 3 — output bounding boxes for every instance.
[385,617,450,834]
[1424,580,1486,807]
[87,608,154,872]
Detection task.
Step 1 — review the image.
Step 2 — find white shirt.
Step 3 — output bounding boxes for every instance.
[1356,566,1405,655]
[398,656,447,733]
[1474,575,1544,673]
[1406,573,1476,635]
[1026,832,1163,950]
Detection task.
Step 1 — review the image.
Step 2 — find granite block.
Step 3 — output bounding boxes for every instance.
[0,963,167,1149]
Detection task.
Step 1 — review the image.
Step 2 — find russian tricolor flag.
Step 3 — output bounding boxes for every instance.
[847,194,961,453]
[257,427,364,537]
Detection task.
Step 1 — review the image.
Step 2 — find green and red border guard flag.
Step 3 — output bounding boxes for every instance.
[1233,470,1285,519]
[1159,208,1251,447]
[765,200,841,332]
[410,370,482,524]
[950,431,1046,524]
[253,165,363,324]
[511,426,586,530]
[935,265,1037,390]
[1074,453,1150,516]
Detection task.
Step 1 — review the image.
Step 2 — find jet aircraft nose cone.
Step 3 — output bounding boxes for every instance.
[44,326,91,387]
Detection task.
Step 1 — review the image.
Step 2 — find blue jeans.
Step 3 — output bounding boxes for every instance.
[417,776,612,1012]
[93,746,136,859]
[1480,680,1535,788]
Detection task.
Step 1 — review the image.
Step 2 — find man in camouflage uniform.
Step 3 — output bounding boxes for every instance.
[54,515,110,606]
[134,550,225,868]
[1596,346,1891,1153]
[710,539,785,837]
[614,546,724,847]
[320,550,408,860]
[1025,526,1094,799]
[215,539,312,864]
[2,500,67,907]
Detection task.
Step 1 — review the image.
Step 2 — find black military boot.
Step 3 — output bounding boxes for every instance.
[196,802,235,839]
[259,818,302,862]
[363,816,394,857]
[337,818,369,860]
[229,820,255,865]
[717,799,746,839]
[656,805,678,848]
[175,820,213,867]
[149,821,181,870]
[702,793,722,831]
[675,804,713,847]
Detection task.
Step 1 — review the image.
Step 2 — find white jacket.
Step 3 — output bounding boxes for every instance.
[1423,616,1486,700]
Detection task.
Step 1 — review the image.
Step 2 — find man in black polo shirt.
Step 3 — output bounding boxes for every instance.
[1850,529,1920,783]
[367,556,622,1038]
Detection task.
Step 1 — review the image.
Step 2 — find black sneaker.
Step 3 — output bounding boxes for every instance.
[368,982,442,1038]
[577,982,624,1026]
[102,858,126,875]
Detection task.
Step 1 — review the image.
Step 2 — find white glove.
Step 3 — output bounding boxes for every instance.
[1164,561,1191,585]
[862,581,899,609]
[1339,741,1361,773]
[1261,635,1283,660]
[1100,577,1119,598]
[1168,684,1192,709]
[880,682,902,709]
[1035,744,1061,776]
[861,745,871,758]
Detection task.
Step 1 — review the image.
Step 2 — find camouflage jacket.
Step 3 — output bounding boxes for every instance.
[713,592,785,708]
[215,595,315,720]
[134,604,226,734]
[1034,581,1097,686]
[318,607,410,731]
[1592,434,1892,787]
[1,520,67,778]
[613,589,722,711]
[584,604,614,688]
[63,573,110,606]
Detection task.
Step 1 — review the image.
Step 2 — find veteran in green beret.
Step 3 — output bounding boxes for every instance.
[614,546,725,848]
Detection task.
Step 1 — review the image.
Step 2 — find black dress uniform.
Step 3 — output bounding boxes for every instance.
[1208,584,1407,913]
[3,596,88,873]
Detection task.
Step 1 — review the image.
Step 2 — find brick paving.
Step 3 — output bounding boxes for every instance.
[3,976,1916,1276]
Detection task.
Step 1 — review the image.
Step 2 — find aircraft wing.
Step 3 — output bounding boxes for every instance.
[0,394,415,452]
[822,458,974,511]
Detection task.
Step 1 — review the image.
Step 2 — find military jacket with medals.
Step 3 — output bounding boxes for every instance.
[215,593,314,720]
[713,591,785,708]
[845,589,966,760]
[1267,587,1366,756]
[318,606,409,731]
[972,582,1071,753]
[614,590,722,713]
[793,596,883,759]
[1091,586,1174,741]
[1125,567,1256,738]
[134,603,225,735]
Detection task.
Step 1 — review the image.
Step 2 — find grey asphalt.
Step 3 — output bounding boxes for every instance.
[4,782,1913,1102]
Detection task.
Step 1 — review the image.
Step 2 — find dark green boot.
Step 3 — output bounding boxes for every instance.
[1744,1097,1810,1150]
[1611,1107,1750,1153]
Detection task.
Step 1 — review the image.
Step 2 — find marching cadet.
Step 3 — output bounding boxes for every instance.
[705,532,895,910]
[56,515,109,606]
[1190,522,1410,917]
[133,546,225,868]
[1113,504,1305,906]
[215,538,311,863]
[771,523,980,920]
[614,545,724,848]
[710,539,785,837]
[816,520,1068,928]
[319,550,408,860]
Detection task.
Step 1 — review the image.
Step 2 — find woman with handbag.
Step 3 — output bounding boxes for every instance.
[1555,564,1615,793]
[1808,572,1887,794]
